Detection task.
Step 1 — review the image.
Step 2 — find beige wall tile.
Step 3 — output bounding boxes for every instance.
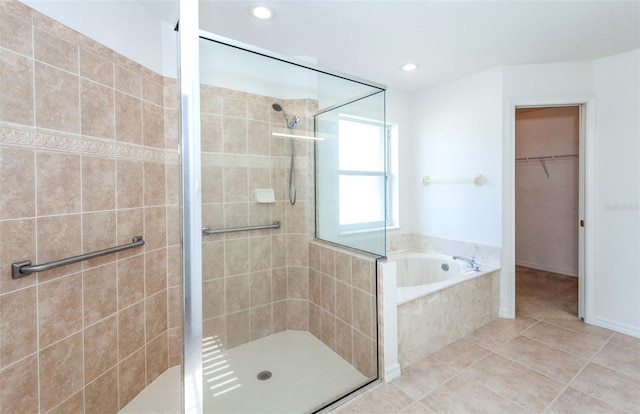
[224,239,249,277]
[336,319,353,363]
[287,266,308,300]
[164,108,179,150]
[250,236,272,272]
[202,113,223,152]
[80,48,113,87]
[353,330,375,378]
[143,162,166,207]
[0,218,36,294]
[223,117,248,154]
[165,163,180,206]
[251,304,273,340]
[34,28,78,73]
[201,86,222,114]
[167,286,181,329]
[82,210,117,267]
[167,245,181,287]
[118,302,145,361]
[39,332,83,412]
[226,274,250,313]
[35,62,79,133]
[352,257,372,293]
[0,48,34,125]
[82,155,116,211]
[321,309,337,351]
[118,348,146,410]
[202,278,224,318]
[273,300,287,334]
[0,354,38,413]
[146,332,168,384]
[167,327,182,367]
[247,120,270,156]
[142,76,164,107]
[83,263,117,326]
[309,302,321,339]
[36,151,81,216]
[116,209,144,258]
[32,10,80,46]
[0,286,37,367]
[38,273,82,348]
[36,214,82,280]
[287,299,308,331]
[0,10,32,56]
[321,274,336,314]
[84,315,117,383]
[145,247,167,297]
[335,281,352,325]
[286,234,309,267]
[85,368,119,414]
[142,102,164,148]
[81,78,115,138]
[145,290,167,340]
[352,289,372,337]
[272,267,287,302]
[250,270,272,307]
[226,310,250,348]
[117,159,144,209]
[223,167,248,203]
[114,64,141,98]
[0,147,35,220]
[202,241,224,281]
[144,206,166,251]
[117,254,144,310]
[115,91,142,145]
[335,252,352,284]
[319,246,335,276]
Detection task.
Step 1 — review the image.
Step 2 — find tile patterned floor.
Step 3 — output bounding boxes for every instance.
[334,269,640,413]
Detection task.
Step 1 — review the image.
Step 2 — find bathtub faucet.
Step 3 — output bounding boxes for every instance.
[453,256,480,272]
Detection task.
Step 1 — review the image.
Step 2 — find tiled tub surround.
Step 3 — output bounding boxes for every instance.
[0,2,180,412]
[385,233,501,368]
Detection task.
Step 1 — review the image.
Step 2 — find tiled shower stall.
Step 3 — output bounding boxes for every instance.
[0,2,379,412]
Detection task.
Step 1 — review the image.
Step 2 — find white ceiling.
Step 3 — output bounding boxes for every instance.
[140,0,640,93]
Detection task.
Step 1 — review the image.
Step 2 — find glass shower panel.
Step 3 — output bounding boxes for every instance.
[195,33,385,413]
[316,91,387,256]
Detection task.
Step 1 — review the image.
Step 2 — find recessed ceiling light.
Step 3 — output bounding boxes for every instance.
[400,63,419,72]
[250,5,275,21]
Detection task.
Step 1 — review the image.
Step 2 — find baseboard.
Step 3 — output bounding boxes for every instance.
[515,260,578,277]
[384,363,401,383]
[588,316,640,339]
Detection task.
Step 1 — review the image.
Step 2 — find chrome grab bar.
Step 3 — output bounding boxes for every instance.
[11,236,144,279]
[202,221,281,236]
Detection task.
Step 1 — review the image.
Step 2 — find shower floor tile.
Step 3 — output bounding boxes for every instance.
[119,330,368,414]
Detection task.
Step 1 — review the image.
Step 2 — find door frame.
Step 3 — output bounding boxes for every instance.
[501,96,596,322]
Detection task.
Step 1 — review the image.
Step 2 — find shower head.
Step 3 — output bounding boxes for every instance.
[272,102,299,129]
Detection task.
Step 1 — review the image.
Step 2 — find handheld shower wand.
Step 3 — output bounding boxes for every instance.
[272,103,299,205]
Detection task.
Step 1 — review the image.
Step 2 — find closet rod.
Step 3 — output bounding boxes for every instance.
[515,154,577,161]
[12,236,145,279]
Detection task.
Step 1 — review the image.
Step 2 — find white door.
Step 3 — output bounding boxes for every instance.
[578,104,586,319]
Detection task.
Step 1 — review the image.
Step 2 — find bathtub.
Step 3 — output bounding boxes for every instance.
[391,251,497,305]
[382,250,501,368]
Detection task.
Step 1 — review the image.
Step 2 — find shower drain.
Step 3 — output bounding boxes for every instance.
[257,370,272,381]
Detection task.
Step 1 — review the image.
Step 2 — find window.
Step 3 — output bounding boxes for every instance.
[338,116,396,232]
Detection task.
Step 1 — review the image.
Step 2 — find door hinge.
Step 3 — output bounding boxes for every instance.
[580,219,585,227]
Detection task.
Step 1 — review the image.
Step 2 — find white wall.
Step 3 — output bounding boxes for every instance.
[410,67,504,247]
[591,49,640,334]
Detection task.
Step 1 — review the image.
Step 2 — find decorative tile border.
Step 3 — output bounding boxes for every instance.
[0,123,177,164]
